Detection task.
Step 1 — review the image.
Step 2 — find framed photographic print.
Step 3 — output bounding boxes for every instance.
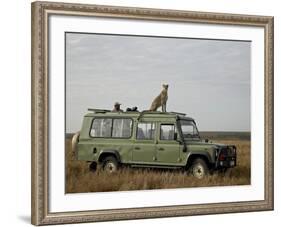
[31,1,274,225]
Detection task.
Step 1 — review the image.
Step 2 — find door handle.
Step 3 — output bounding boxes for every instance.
[158,147,164,151]
[134,147,140,150]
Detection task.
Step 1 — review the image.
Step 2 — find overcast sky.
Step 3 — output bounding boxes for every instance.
[66,32,251,133]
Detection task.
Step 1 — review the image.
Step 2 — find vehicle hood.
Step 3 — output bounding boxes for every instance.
[184,139,232,148]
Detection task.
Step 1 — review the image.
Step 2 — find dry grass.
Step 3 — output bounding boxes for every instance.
[66,139,250,193]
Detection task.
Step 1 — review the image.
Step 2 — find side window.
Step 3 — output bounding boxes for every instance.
[91,118,112,137]
[90,118,132,138]
[160,124,176,140]
[112,119,132,138]
[137,123,155,140]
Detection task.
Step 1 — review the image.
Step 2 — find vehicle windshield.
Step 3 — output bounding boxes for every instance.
[179,120,200,139]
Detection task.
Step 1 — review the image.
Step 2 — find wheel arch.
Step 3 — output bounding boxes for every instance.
[185,153,212,169]
[98,150,121,163]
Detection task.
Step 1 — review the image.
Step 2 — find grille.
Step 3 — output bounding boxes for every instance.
[220,146,236,156]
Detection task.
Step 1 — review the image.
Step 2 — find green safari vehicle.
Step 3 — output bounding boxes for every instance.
[72,109,237,179]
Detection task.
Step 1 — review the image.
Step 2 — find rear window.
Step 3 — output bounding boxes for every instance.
[90,118,132,138]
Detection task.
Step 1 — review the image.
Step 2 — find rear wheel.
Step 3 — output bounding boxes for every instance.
[102,156,119,173]
[190,158,209,179]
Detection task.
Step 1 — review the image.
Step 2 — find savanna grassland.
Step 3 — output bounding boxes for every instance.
[65,134,250,193]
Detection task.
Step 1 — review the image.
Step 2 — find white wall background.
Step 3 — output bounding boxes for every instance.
[0,0,279,226]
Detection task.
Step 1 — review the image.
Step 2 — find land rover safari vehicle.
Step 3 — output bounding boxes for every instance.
[72,109,237,179]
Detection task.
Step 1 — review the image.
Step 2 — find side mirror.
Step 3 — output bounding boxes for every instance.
[174,132,178,140]
[182,146,187,152]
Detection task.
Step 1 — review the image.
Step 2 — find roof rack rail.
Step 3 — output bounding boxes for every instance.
[137,110,185,120]
[137,110,157,120]
[88,108,111,113]
[170,111,186,116]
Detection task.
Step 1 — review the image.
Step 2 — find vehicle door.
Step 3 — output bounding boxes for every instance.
[156,123,181,165]
[132,122,157,164]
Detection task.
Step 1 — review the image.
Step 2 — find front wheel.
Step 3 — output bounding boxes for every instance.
[190,158,209,179]
[102,156,119,173]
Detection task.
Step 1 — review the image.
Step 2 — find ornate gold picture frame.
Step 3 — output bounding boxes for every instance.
[31,1,273,225]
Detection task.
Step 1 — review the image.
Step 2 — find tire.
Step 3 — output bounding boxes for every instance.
[102,156,119,173]
[190,158,209,179]
[71,131,80,154]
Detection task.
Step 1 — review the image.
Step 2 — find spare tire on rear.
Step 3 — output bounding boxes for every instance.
[71,131,80,155]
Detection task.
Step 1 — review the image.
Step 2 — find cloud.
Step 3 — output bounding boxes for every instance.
[66,33,251,132]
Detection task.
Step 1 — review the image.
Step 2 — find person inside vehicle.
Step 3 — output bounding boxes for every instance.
[112,102,123,112]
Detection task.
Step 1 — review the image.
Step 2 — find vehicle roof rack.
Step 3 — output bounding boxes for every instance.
[137,110,186,120]
[137,110,158,120]
[170,111,186,116]
[88,108,111,113]
[87,108,187,117]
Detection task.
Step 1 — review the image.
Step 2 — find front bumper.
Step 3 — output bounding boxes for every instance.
[217,158,236,168]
